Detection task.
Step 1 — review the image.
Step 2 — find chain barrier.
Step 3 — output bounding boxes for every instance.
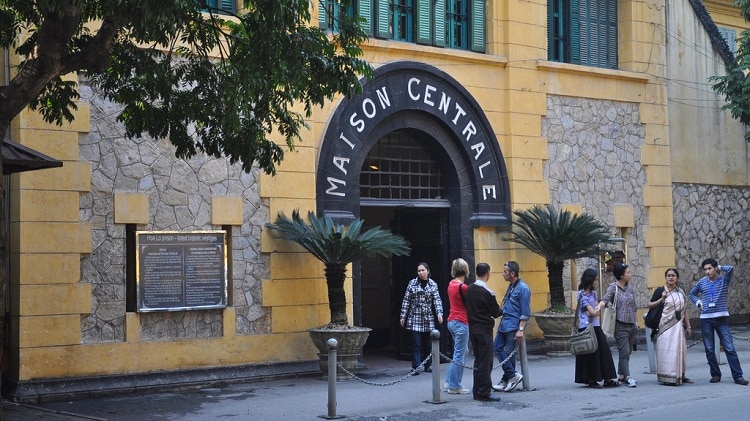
[732,334,750,341]
[439,349,517,371]
[336,354,433,386]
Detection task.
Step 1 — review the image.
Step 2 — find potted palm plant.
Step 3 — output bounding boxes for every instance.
[501,205,613,355]
[267,210,410,377]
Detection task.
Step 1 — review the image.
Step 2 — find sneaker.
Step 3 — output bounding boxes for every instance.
[626,377,637,388]
[447,387,471,394]
[504,373,523,392]
[492,380,507,392]
[443,382,449,391]
[735,377,749,386]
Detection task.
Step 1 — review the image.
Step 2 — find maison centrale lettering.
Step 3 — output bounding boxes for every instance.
[324,76,499,203]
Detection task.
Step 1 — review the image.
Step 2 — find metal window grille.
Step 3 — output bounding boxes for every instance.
[360,132,444,200]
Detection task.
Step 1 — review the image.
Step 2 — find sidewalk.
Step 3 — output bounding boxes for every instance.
[5,325,750,420]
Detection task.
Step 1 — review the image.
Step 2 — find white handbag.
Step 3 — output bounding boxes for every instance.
[600,283,617,339]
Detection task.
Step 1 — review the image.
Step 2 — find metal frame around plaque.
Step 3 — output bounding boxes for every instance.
[135,230,228,312]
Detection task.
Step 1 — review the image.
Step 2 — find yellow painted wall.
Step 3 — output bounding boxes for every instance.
[6,0,698,381]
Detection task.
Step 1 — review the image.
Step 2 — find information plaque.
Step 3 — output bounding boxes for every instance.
[136,231,227,312]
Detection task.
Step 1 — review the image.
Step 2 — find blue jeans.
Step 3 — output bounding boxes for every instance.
[494,330,517,381]
[445,320,469,389]
[410,330,431,369]
[700,316,744,380]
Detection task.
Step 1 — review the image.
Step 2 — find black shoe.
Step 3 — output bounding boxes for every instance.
[474,395,501,402]
[411,369,420,376]
[710,376,721,383]
[424,366,432,373]
[735,377,748,385]
[603,379,619,388]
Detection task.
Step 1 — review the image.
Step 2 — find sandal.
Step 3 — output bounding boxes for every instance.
[603,379,619,388]
[587,382,603,389]
[682,377,693,384]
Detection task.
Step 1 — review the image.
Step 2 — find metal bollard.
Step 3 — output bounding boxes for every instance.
[321,338,344,419]
[645,326,656,373]
[428,329,445,404]
[519,336,530,390]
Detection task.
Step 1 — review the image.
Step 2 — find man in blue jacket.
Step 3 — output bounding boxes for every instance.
[492,261,531,392]
[689,258,748,385]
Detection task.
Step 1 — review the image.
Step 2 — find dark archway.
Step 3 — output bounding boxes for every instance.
[316,62,510,351]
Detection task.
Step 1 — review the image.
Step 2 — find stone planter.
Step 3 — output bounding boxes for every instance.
[533,311,576,357]
[308,326,372,380]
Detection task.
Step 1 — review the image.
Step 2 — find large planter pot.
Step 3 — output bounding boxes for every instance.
[308,326,372,380]
[533,312,576,357]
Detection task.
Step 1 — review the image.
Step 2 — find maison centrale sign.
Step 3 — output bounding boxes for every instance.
[317,62,509,226]
[136,231,227,311]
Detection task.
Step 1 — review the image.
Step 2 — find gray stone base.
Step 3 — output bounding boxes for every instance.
[3,361,320,404]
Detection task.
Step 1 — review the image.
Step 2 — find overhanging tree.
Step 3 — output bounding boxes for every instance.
[711,0,750,140]
[0,0,371,401]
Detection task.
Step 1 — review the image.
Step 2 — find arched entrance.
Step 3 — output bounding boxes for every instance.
[316,62,510,359]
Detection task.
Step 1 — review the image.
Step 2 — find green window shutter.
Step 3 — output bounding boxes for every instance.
[547,0,554,60]
[470,0,485,53]
[377,0,391,38]
[359,0,374,36]
[319,0,330,30]
[416,0,432,45]
[434,0,445,47]
[605,0,617,68]
[569,0,580,64]
[219,0,235,12]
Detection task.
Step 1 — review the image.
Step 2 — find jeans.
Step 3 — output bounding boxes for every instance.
[410,330,431,369]
[614,321,636,378]
[445,320,469,389]
[700,316,744,380]
[494,330,517,381]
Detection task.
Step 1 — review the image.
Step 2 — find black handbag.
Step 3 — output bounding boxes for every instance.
[644,287,665,330]
[570,294,598,356]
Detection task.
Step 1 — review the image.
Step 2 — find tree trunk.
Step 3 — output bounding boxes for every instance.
[547,261,566,309]
[325,263,348,325]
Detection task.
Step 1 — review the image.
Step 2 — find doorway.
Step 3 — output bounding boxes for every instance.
[360,206,452,361]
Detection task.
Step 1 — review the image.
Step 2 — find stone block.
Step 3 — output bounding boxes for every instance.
[262,278,328,307]
[114,193,150,224]
[614,205,634,228]
[649,246,676,268]
[18,315,81,348]
[510,181,549,204]
[269,252,325,279]
[271,304,332,333]
[12,222,91,254]
[648,206,674,227]
[125,312,140,343]
[645,165,672,186]
[18,161,91,192]
[643,185,673,207]
[259,171,315,199]
[211,196,243,226]
[11,253,81,285]
[18,283,92,316]
[12,129,80,160]
[13,190,79,222]
[644,227,674,247]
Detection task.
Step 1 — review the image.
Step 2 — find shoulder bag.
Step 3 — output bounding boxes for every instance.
[600,283,617,339]
[569,293,598,356]
[644,287,665,330]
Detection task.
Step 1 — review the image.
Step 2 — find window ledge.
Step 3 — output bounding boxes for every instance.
[363,39,508,67]
[536,60,651,83]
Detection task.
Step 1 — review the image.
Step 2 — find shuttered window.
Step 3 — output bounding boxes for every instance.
[202,0,236,14]
[547,0,617,69]
[319,1,484,52]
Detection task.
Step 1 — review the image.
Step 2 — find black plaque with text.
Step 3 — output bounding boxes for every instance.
[136,231,227,311]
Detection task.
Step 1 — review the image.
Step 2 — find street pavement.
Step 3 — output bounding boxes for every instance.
[5,325,750,420]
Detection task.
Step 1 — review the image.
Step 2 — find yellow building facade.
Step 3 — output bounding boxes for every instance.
[3,0,749,399]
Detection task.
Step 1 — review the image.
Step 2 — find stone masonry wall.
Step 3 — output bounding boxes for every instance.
[79,82,271,343]
[543,95,650,307]
[673,183,750,319]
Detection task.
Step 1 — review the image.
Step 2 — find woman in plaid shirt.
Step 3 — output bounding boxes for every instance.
[400,262,444,373]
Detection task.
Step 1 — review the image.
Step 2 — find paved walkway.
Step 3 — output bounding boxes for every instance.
[5,325,750,420]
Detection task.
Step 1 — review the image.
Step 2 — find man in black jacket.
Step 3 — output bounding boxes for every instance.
[465,263,502,402]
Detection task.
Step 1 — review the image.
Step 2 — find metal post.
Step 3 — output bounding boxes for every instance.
[428,329,445,404]
[321,338,343,419]
[645,325,656,373]
[519,335,530,390]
